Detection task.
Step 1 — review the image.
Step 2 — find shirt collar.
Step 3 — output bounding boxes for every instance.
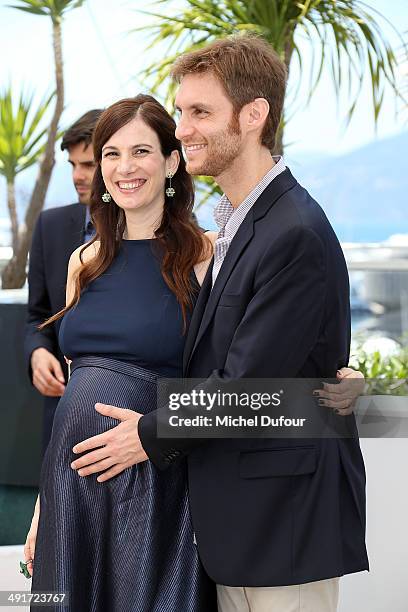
[213,156,285,232]
[214,194,234,231]
[84,205,91,228]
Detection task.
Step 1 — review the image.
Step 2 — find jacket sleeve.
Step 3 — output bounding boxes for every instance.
[24,213,58,382]
[139,225,328,469]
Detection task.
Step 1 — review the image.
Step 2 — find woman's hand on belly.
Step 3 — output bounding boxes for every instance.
[70,403,148,482]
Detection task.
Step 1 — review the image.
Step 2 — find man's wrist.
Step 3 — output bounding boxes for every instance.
[31,347,51,366]
[32,347,49,355]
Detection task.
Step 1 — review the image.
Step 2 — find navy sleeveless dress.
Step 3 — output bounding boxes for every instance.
[31,240,216,612]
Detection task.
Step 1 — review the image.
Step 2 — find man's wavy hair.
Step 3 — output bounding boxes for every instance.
[61,109,103,151]
[171,34,287,152]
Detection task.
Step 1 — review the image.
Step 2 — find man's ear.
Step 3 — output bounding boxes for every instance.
[245,98,270,134]
[166,150,180,175]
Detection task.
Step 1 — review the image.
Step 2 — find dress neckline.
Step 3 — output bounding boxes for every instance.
[122,238,155,243]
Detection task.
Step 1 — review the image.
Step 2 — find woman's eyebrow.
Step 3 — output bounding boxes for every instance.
[102,143,153,152]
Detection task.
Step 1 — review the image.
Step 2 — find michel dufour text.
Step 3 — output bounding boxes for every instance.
[167,390,307,429]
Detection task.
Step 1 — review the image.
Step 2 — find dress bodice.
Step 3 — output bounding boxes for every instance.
[59,239,187,377]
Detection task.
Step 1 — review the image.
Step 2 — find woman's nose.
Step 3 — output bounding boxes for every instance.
[117,154,137,175]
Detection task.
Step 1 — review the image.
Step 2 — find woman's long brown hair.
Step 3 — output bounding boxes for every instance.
[41,95,210,332]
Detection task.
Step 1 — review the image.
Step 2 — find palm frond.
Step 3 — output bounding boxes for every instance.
[130,0,406,200]
[0,86,54,181]
[134,0,405,126]
[9,0,85,21]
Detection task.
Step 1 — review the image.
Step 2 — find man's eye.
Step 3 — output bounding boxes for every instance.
[194,109,208,116]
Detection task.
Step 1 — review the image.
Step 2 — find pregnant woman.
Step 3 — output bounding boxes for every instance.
[24,94,216,611]
[24,93,362,612]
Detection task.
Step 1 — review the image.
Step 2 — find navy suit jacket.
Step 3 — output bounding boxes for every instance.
[24,203,86,383]
[140,168,369,586]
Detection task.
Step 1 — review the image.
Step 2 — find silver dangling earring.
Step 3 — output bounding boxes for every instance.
[165,172,175,198]
[102,191,111,203]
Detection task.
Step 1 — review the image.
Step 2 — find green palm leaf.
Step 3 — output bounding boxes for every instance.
[2,0,84,287]
[8,0,85,21]
[135,0,405,129]
[0,86,55,182]
[132,0,406,204]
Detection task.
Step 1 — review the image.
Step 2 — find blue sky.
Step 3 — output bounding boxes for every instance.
[1,0,407,164]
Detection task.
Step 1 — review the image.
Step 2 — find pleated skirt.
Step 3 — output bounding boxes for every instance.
[31,356,216,612]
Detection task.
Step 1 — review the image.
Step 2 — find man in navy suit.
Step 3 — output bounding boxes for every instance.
[141,37,368,610]
[72,38,367,611]
[24,109,103,453]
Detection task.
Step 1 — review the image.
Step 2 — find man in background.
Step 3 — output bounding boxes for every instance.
[24,109,103,453]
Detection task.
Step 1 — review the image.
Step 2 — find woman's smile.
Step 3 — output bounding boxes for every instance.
[116,179,147,194]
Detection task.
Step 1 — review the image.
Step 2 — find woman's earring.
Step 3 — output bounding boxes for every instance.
[102,191,111,203]
[165,172,175,198]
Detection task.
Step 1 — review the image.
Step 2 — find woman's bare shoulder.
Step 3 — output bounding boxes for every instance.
[204,230,218,247]
[68,240,100,272]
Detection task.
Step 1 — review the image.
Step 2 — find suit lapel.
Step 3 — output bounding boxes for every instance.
[183,259,214,372]
[184,214,254,372]
[63,203,86,259]
[51,204,86,311]
[71,203,86,246]
[184,168,298,373]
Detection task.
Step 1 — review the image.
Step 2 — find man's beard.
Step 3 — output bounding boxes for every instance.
[187,113,242,178]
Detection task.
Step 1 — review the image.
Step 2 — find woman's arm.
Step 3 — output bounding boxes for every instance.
[65,241,99,305]
[23,243,100,576]
[64,242,99,372]
[23,495,40,577]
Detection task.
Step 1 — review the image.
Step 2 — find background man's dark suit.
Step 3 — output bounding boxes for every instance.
[24,203,86,450]
[140,168,369,587]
